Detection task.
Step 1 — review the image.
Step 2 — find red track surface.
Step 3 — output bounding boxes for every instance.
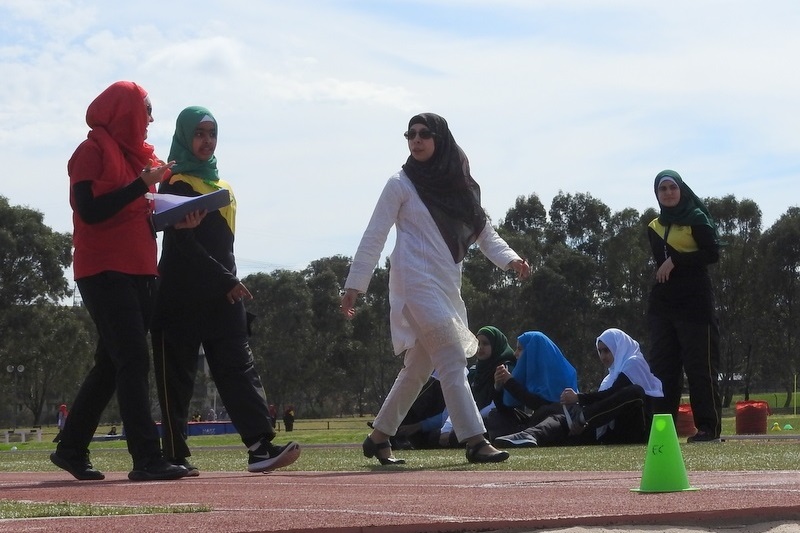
[1,469,799,532]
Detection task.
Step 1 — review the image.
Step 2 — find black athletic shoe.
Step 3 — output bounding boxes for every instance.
[247,440,301,472]
[171,458,200,477]
[50,449,105,481]
[687,431,721,443]
[128,456,189,481]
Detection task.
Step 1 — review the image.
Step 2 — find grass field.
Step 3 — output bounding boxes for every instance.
[2,411,799,473]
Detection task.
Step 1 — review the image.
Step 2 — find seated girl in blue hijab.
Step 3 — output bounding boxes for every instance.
[486,331,578,439]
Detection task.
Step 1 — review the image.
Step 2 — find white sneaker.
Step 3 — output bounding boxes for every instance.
[494,431,538,448]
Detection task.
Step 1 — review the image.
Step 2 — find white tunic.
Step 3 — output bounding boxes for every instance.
[345,171,522,356]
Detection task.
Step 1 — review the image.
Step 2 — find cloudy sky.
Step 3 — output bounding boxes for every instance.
[3,1,799,280]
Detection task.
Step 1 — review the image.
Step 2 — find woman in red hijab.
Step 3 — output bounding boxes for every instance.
[51,81,191,482]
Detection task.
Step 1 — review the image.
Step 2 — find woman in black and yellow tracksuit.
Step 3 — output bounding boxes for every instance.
[647,169,721,442]
[152,106,300,475]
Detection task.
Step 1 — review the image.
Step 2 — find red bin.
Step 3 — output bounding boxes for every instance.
[675,403,697,437]
[735,400,770,435]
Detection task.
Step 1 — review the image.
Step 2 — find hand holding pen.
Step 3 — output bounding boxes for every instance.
[139,161,175,187]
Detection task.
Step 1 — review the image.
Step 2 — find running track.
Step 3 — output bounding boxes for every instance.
[1,469,799,532]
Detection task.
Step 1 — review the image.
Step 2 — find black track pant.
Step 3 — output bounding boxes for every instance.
[648,314,721,437]
[152,329,275,460]
[60,272,162,468]
[526,385,650,446]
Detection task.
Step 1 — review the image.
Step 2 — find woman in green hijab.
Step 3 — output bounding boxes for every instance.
[646,169,721,443]
[470,326,517,411]
[151,106,300,475]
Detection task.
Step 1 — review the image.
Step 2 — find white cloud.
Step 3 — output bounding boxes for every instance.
[1,0,799,278]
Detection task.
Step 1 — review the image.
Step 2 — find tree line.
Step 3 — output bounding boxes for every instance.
[1,191,798,427]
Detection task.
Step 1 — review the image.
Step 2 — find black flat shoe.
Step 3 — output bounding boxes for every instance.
[362,436,406,465]
[466,439,509,464]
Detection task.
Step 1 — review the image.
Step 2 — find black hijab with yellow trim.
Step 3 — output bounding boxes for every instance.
[402,113,487,263]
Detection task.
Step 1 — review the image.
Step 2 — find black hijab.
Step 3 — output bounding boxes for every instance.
[402,113,487,263]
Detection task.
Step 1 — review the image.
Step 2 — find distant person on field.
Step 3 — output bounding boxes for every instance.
[283,407,295,432]
[53,404,69,443]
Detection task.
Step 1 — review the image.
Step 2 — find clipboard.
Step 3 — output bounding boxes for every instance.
[147,189,231,231]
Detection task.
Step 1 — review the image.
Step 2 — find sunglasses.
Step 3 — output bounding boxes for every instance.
[404,129,435,140]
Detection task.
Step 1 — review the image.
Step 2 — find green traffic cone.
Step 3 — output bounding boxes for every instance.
[632,414,697,493]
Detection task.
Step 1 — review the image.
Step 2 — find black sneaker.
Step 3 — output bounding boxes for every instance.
[247,440,301,473]
[50,449,105,481]
[687,431,720,443]
[128,456,189,481]
[171,458,200,477]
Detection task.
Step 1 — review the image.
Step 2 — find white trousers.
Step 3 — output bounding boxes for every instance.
[373,333,485,443]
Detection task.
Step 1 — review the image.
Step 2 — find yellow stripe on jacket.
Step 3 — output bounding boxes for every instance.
[648,218,698,253]
[169,173,236,234]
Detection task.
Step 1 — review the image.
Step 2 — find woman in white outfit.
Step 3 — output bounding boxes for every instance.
[341,113,530,464]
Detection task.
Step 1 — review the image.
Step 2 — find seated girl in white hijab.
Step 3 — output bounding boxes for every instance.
[495,328,663,447]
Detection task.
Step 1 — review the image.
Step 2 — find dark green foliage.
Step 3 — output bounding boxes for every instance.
[2,191,800,422]
[0,198,82,426]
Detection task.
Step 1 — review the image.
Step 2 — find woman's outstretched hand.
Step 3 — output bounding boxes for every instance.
[340,288,360,319]
[508,258,531,280]
[140,161,175,187]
